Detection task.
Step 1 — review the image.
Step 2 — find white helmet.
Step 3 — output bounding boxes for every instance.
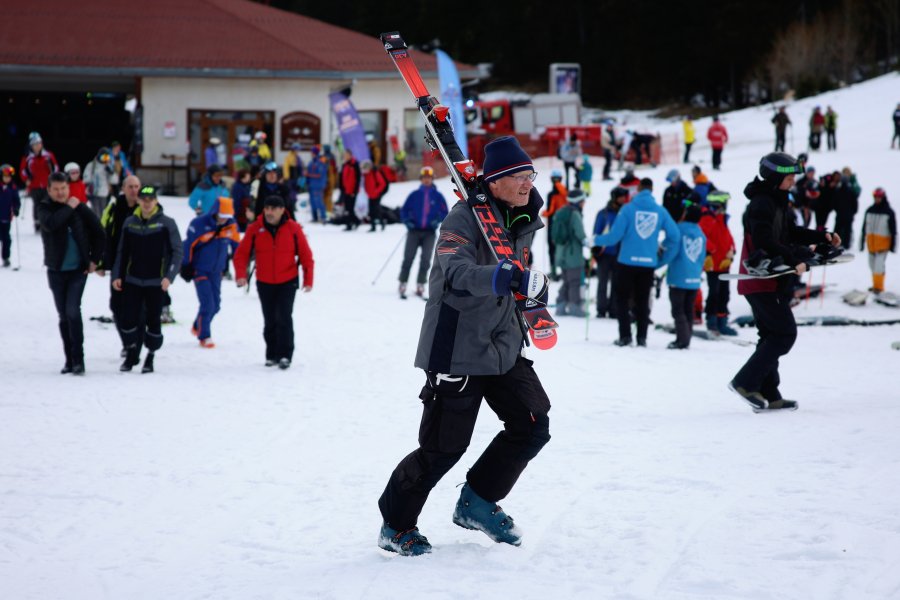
[64,162,81,174]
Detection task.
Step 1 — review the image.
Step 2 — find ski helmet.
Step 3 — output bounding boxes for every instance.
[1,164,14,177]
[28,131,42,146]
[706,190,731,206]
[873,187,886,200]
[64,162,80,174]
[759,152,802,185]
[550,169,563,180]
[568,189,586,204]
[262,161,278,173]
[665,169,680,183]
[419,166,434,178]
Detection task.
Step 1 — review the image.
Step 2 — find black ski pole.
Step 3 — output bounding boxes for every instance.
[371,231,406,286]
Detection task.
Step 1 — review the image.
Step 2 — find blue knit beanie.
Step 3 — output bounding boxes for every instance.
[482,136,533,183]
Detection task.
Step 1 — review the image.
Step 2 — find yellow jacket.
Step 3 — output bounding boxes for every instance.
[683,119,696,144]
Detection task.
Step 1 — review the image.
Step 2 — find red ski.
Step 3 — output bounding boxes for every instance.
[380,32,558,350]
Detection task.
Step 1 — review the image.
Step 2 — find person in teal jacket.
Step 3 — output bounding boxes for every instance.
[665,201,707,349]
[594,178,680,346]
[188,164,229,215]
[550,189,587,316]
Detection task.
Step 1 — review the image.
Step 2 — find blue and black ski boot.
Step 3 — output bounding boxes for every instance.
[378,523,432,556]
[452,483,522,546]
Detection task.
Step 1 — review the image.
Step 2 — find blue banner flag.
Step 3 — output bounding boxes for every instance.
[329,91,371,163]
[435,49,467,157]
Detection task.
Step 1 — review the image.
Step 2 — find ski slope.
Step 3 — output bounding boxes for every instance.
[2,73,899,599]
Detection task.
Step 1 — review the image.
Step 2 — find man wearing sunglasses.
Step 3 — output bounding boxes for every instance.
[378,136,552,556]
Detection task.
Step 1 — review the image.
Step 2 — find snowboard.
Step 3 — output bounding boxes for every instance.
[721,253,854,281]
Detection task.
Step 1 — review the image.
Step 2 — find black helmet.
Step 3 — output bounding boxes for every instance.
[610,186,629,199]
[759,152,802,185]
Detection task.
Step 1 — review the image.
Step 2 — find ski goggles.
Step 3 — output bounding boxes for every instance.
[1,165,14,177]
[706,191,731,205]
[760,157,802,175]
[420,166,434,177]
[263,161,279,172]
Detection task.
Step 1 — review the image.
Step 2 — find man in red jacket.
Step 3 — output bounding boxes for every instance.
[234,195,314,369]
[707,116,729,171]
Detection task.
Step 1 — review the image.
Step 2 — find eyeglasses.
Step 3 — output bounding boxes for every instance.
[509,171,537,184]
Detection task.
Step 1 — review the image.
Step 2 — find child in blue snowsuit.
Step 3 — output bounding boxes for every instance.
[0,165,21,266]
[306,147,328,223]
[182,198,239,346]
[666,201,707,349]
[578,154,594,197]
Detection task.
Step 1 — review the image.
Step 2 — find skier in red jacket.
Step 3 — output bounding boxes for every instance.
[707,116,729,171]
[234,195,314,369]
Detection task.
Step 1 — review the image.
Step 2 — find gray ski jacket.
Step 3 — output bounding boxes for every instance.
[414,184,545,375]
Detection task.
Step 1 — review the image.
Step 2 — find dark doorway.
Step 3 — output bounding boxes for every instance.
[1,91,134,173]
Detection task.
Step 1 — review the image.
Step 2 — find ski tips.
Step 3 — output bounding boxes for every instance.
[380,32,406,50]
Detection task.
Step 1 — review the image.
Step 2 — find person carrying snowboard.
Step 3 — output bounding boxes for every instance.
[729,152,842,412]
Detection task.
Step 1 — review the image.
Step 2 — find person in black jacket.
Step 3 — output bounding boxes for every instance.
[38,171,105,375]
[112,186,183,373]
[253,162,294,219]
[98,174,141,351]
[729,153,841,412]
[662,169,693,220]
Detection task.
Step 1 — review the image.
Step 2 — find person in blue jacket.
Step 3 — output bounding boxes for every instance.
[188,164,230,216]
[182,197,240,347]
[594,177,680,346]
[305,146,329,223]
[591,186,628,318]
[665,200,707,349]
[397,166,448,299]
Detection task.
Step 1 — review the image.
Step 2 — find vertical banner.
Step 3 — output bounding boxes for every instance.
[435,49,467,157]
[329,91,372,162]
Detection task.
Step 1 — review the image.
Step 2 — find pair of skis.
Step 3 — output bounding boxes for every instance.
[380,32,558,350]
[721,253,853,281]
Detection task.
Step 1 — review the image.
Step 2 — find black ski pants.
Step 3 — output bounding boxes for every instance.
[0,221,10,260]
[669,287,697,347]
[705,271,731,318]
[615,264,654,341]
[595,253,618,317]
[775,129,786,152]
[121,284,163,352]
[47,269,87,366]
[257,278,298,361]
[732,291,796,401]
[398,229,436,285]
[378,356,551,531]
[683,142,693,163]
[826,128,837,150]
[711,148,723,170]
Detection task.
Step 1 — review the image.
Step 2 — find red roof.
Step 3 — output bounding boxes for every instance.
[0,0,472,77]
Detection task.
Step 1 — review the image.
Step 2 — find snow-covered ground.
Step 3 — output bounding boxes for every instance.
[2,73,899,600]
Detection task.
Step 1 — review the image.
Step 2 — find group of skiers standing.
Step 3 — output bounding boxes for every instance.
[772,105,839,152]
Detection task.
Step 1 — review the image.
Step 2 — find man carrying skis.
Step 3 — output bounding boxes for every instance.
[397,165,448,299]
[729,152,842,411]
[377,136,551,556]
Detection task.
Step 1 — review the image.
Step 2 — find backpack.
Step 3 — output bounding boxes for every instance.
[378,165,397,192]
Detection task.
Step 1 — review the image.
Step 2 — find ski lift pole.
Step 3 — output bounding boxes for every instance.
[371,231,407,285]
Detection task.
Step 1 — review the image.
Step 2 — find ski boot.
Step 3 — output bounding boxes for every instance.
[452,483,522,546]
[141,352,155,374]
[613,337,632,347]
[120,346,140,372]
[706,315,722,338]
[278,358,291,370]
[377,523,432,556]
[728,380,768,412]
[812,243,842,263]
[160,306,175,324]
[199,338,216,349]
[763,398,799,411]
[415,284,425,299]
[71,363,85,376]
[265,359,277,367]
[717,315,738,336]
[398,282,407,299]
